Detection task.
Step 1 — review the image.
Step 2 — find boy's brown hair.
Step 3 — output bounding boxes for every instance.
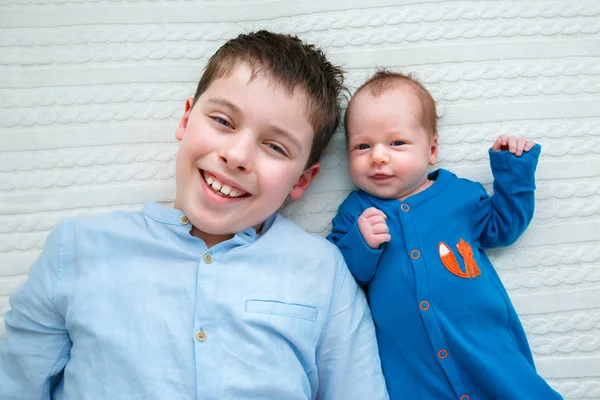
[347,69,438,137]
[193,30,346,168]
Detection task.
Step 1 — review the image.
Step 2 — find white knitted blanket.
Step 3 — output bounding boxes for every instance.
[1,1,599,398]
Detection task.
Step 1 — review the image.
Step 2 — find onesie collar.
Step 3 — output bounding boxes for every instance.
[359,168,454,210]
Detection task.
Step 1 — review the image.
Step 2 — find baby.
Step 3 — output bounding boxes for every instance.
[328,70,562,399]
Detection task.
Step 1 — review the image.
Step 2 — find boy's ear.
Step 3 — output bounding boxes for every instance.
[429,135,439,165]
[289,163,321,201]
[175,97,194,141]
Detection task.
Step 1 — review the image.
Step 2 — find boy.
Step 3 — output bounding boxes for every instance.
[328,70,562,399]
[0,31,389,399]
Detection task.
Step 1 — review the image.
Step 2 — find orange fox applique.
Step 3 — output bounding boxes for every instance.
[438,238,481,279]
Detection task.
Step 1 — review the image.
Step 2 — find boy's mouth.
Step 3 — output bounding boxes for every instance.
[202,171,248,198]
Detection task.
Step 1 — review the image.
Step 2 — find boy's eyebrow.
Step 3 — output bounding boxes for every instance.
[206,98,242,114]
[206,97,303,152]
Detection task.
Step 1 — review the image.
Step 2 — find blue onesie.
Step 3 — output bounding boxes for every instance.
[328,145,563,399]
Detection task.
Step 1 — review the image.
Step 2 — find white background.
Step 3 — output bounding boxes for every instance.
[1,1,599,398]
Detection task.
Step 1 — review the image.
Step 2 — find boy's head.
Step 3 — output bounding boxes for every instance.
[173,31,345,246]
[344,70,439,200]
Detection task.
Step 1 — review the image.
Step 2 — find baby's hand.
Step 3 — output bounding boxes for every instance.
[492,134,536,156]
[358,207,391,249]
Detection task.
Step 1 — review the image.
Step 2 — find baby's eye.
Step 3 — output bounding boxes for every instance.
[391,141,405,146]
[356,144,370,150]
[267,143,286,155]
[212,116,232,128]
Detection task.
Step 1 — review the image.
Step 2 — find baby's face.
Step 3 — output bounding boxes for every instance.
[345,86,438,200]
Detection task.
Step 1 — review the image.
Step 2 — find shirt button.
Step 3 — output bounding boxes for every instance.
[419,300,430,311]
[400,203,410,212]
[438,349,448,359]
[196,330,207,342]
[204,253,213,264]
[180,215,189,224]
[410,249,420,259]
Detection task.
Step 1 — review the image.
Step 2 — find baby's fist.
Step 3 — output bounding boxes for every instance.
[492,134,535,156]
[358,207,391,249]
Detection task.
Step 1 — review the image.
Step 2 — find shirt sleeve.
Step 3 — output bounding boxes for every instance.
[315,260,389,400]
[470,144,541,249]
[0,223,72,400]
[327,193,384,284]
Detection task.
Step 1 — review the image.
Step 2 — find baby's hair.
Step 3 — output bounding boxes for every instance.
[193,30,347,168]
[348,69,438,137]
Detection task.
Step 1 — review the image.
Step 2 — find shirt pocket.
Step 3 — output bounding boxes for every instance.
[245,299,318,321]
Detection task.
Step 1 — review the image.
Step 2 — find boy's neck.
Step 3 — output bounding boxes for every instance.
[190,223,263,248]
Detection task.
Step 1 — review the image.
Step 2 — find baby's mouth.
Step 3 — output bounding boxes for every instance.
[202,171,248,198]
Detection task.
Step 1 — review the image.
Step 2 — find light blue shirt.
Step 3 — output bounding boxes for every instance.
[0,202,388,400]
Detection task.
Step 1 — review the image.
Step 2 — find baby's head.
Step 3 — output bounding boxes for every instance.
[173,31,346,246]
[344,70,439,200]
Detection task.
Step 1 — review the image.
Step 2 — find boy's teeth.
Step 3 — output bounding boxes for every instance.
[204,173,243,198]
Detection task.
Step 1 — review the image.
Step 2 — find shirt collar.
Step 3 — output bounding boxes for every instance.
[142,201,275,244]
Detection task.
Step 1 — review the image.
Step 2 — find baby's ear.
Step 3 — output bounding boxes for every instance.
[175,98,194,141]
[429,135,439,165]
[289,163,321,201]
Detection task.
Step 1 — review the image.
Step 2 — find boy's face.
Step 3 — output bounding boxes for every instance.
[345,86,438,200]
[174,63,319,245]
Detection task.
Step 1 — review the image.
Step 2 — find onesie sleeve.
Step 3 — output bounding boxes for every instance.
[470,144,541,249]
[327,192,384,284]
[0,223,72,400]
[315,260,389,400]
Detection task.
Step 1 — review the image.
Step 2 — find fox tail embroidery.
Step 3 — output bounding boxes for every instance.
[439,242,470,278]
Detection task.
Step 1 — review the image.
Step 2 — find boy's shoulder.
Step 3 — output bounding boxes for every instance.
[57,207,145,234]
[268,214,341,251]
[264,213,345,264]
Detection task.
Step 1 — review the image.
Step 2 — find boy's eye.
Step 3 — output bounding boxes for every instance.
[391,141,405,146]
[266,143,287,156]
[212,116,232,128]
[356,144,370,150]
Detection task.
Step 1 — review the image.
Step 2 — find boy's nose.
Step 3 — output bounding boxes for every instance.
[219,136,255,173]
[370,145,389,165]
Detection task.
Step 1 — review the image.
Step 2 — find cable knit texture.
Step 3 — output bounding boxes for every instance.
[1,1,599,398]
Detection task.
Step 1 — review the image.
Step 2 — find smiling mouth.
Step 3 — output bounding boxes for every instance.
[371,174,392,180]
[202,171,248,198]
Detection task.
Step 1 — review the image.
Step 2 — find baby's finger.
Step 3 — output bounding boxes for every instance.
[368,215,387,226]
[523,140,535,152]
[376,233,392,244]
[515,137,527,156]
[361,207,382,219]
[371,222,389,235]
[507,135,518,154]
[492,134,507,152]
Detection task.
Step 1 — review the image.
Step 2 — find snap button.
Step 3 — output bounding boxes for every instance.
[180,215,189,224]
[460,395,470,400]
[400,203,410,212]
[438,349,448,359]
[196,330,207,342]
[410,249,420,259]
[419,300,430,311]
[204,253,213,264]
